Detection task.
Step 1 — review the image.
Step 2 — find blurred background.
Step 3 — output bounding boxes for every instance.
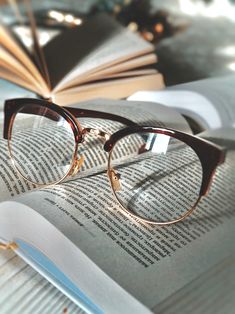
[1,0,235,86]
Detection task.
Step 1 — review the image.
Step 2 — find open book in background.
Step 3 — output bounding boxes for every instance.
[129,74,235,134]
[0,73,235,313]
[0,10,164,105]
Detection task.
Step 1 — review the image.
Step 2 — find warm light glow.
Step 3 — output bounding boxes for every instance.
[143,31,154,41]
[113,4,121,14]
[64,14,74,23]
[74,18,83,26]
[179,0,235,20]
[227,62,235,71]
[128,22,138,32]
[154,23,164,33]
[48,10,64,22]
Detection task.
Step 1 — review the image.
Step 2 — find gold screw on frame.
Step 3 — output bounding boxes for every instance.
[109,169,122,192]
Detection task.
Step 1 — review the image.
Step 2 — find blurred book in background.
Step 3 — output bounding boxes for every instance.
[0,4,164,105]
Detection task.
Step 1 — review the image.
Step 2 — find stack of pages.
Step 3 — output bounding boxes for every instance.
[0,14,164,105]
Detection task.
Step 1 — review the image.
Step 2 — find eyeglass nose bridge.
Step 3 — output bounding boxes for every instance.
[82,127,111,142]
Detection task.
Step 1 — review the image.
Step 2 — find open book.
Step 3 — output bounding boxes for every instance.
[0,83,235,313]
[0,13,164,105]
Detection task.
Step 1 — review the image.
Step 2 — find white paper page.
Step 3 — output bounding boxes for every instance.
[128,74,235,130]
[129,90,222,129]
[0,202,151,314]
[156,254,235,314]
[0,249,83,314]
[12,136,235,311]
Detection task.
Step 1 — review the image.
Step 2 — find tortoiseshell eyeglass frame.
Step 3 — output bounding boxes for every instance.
[3,98,226,225]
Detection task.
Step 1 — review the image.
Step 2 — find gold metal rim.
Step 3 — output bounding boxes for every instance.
[107,148,202,226]
[7,106,82,188]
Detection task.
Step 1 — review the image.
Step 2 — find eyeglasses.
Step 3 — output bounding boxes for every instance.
[4,98,226,226]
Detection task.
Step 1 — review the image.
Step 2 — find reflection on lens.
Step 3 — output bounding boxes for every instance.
[9,104,76,185]
[109,131,203,223]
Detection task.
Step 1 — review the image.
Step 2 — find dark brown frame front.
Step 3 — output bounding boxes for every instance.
[3,98,137,140]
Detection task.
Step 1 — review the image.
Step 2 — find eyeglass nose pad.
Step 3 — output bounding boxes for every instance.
[69,155,84,177]
[109,168,122,192]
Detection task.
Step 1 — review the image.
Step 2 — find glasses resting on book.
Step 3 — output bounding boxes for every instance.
[3,98,226,226]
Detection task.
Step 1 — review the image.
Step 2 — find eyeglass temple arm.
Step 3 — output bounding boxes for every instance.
[199,146,226,196]
[64,107,138,127]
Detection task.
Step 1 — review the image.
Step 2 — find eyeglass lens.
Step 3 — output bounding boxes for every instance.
[109,132,203,223]
[9,104,77,185]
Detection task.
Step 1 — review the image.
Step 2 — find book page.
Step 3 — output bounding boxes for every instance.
[13,128,235,310]
[0,68,41,95]
[0,25,48,94]
[56,53,157,88]
[0,47,46,95]
[0,250,83,313]
[156,254,235,314]
[0,99,189,201]
[169,75,235,127]
[44,14,154,91]
[54,73,164,105]
[97,68,157,79]
[0,202,150,314]
[129,74,235,130]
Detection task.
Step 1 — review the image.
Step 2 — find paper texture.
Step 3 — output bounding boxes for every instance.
[14,147,235,310]
[0,250,84,314]
[0,93,234,313]
[129,74,235,130]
